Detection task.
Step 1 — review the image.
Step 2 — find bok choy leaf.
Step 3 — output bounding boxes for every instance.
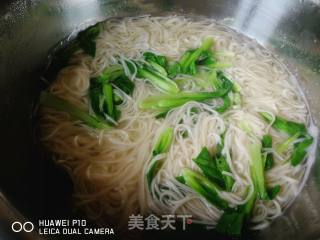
[40,92,110,129]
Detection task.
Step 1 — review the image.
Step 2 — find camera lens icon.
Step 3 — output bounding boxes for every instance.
[11,221,34,233]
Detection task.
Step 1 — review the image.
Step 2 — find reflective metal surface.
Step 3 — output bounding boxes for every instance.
[0,0,319,239]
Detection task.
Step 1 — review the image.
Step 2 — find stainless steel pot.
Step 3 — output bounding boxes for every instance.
[0,0,319,239]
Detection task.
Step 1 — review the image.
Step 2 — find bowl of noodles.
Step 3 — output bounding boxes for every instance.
[39,15,318,239]
[1,1,320,240]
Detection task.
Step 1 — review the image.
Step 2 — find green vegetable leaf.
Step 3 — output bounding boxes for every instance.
[112,75,135,96]
[94,65,124,83]
[89,65,135,122]
[240,191,256,216]
[232,81,241,93]
[249,142,268,200]
[147,159,164,190]
[78,22,102,57]
[210,72,236,113]
[179,50,194,70]
[102,83,115,119]
[147,127,174,191]
[267,185,281,200]
[167,62,181,78]
[148,61,168,77]
[143,52,168,68]
[142,52,169,77]
[216,156,234,192]
[89,79,105,119]
[196,50,216,66]
[262,134,274,170]
[193,147,224,187]
[276,132,300,155]
[155,111,169,119]
[216,212,245,237]
[291,135,313,166]
[260,112,307,136]
[179,38,214,75]
[259,113,312,166]
[89,79,116,122]
[180,168,229,210]
[216,188,256,237]
[262,134,272,147]
[216,95,232,113]
[139,79,232,112]
[152,127,174,156]
[175,175,186,184]
[207,70,220,90]
[113,94,123,105]
[215,135,234,191]
[137,65,180,94]
[217,70,241,93]
[40,92,110,129]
